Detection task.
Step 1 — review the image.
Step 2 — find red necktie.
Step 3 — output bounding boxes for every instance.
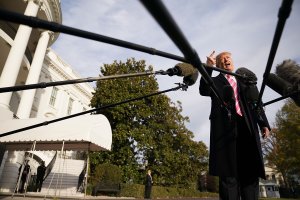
[226,74,243,116]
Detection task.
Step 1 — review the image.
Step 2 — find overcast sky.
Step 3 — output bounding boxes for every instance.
[52,0,300,147]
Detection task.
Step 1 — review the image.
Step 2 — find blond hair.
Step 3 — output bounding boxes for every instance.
[216,52,231,68]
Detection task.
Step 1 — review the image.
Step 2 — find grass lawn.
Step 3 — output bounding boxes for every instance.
[260,198,300,200]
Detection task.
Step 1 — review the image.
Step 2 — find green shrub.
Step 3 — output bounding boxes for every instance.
[119,183,218,199]
[119,183,144,198]
[86,184,93,195]
[90,163,122,184]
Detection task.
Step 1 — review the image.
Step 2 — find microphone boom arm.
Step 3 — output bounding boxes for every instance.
[263,90,300,106]
[0,8,186,63]
[0,70,167,93]
[257,0,294,105]
[140,0,226,108]
[0,8,246,94]
[0,84,188,137]
[0,63,246,93]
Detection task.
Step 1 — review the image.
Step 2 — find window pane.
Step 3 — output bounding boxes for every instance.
[49,87,58,106]
[67,98,74,115]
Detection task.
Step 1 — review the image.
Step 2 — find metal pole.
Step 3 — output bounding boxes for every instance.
[257,0,294,105]
[55,141,64,197]
[263,90,300,106]
[139,0,225,107]
[0,71,162,93]
[23,141,36,196]
[0,66,244,93]
[0,8,186,63]
[0,84,187,137]
[84,152,89,198]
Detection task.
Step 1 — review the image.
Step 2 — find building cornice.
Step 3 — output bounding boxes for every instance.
[41,0,62,23]
[40,0,62,45]
[44,58,94,100]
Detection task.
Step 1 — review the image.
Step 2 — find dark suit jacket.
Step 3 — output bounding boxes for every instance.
[37,164,46,180]
[199,68,270,179]
[145,174,152,187]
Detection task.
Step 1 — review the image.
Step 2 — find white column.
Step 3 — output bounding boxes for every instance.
[16,31,53,119]
[0,0,41,110]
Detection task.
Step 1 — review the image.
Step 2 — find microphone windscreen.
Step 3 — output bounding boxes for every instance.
[175,63,196,77]
[223,85,234,104]
[236,67,257,83]
[245,85,259,103]
[183,67,199,86]
[266,73,292,96]
[276,59,300,86]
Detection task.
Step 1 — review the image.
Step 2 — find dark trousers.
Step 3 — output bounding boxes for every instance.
[144,185,152,199]
[19,177,27,193]
[219,176,259,200]
[219,115,260,200]
[36,178,43,192]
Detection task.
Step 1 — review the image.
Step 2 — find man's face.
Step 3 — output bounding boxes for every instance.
[217,53,234,72]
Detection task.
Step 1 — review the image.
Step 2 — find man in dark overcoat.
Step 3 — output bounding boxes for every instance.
[199,51,271,200]
[144,169,153,199]
[36,161,46,192]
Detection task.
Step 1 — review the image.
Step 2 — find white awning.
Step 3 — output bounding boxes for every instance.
[0,114,112,152]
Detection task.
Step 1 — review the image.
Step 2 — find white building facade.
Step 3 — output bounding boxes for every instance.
[0,0,92,121]
[259,166,283,198]
[0,0,111,195]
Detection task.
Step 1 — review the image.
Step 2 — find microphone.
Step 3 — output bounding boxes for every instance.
[235,67,257,85]
[165,63,199,86]
[276,59,300,87]
[166,63,195,77]
[266,73,292,96]
[245,85,260,104]
[266,73,300,106]
[183,66,199,86]
[265,59,300,106]
[236,67,260,106]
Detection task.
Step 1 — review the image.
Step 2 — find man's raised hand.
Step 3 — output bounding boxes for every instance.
[206,50,216,67]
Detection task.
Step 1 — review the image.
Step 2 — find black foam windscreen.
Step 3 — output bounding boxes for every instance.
[175,63,197,77]
[245,85,259,103]
[236,67,257,84]
[266,73,293,96]
[276,59,300,86]
[183,67,199,86]
[275,60,300,106]
[266,73,300,107]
